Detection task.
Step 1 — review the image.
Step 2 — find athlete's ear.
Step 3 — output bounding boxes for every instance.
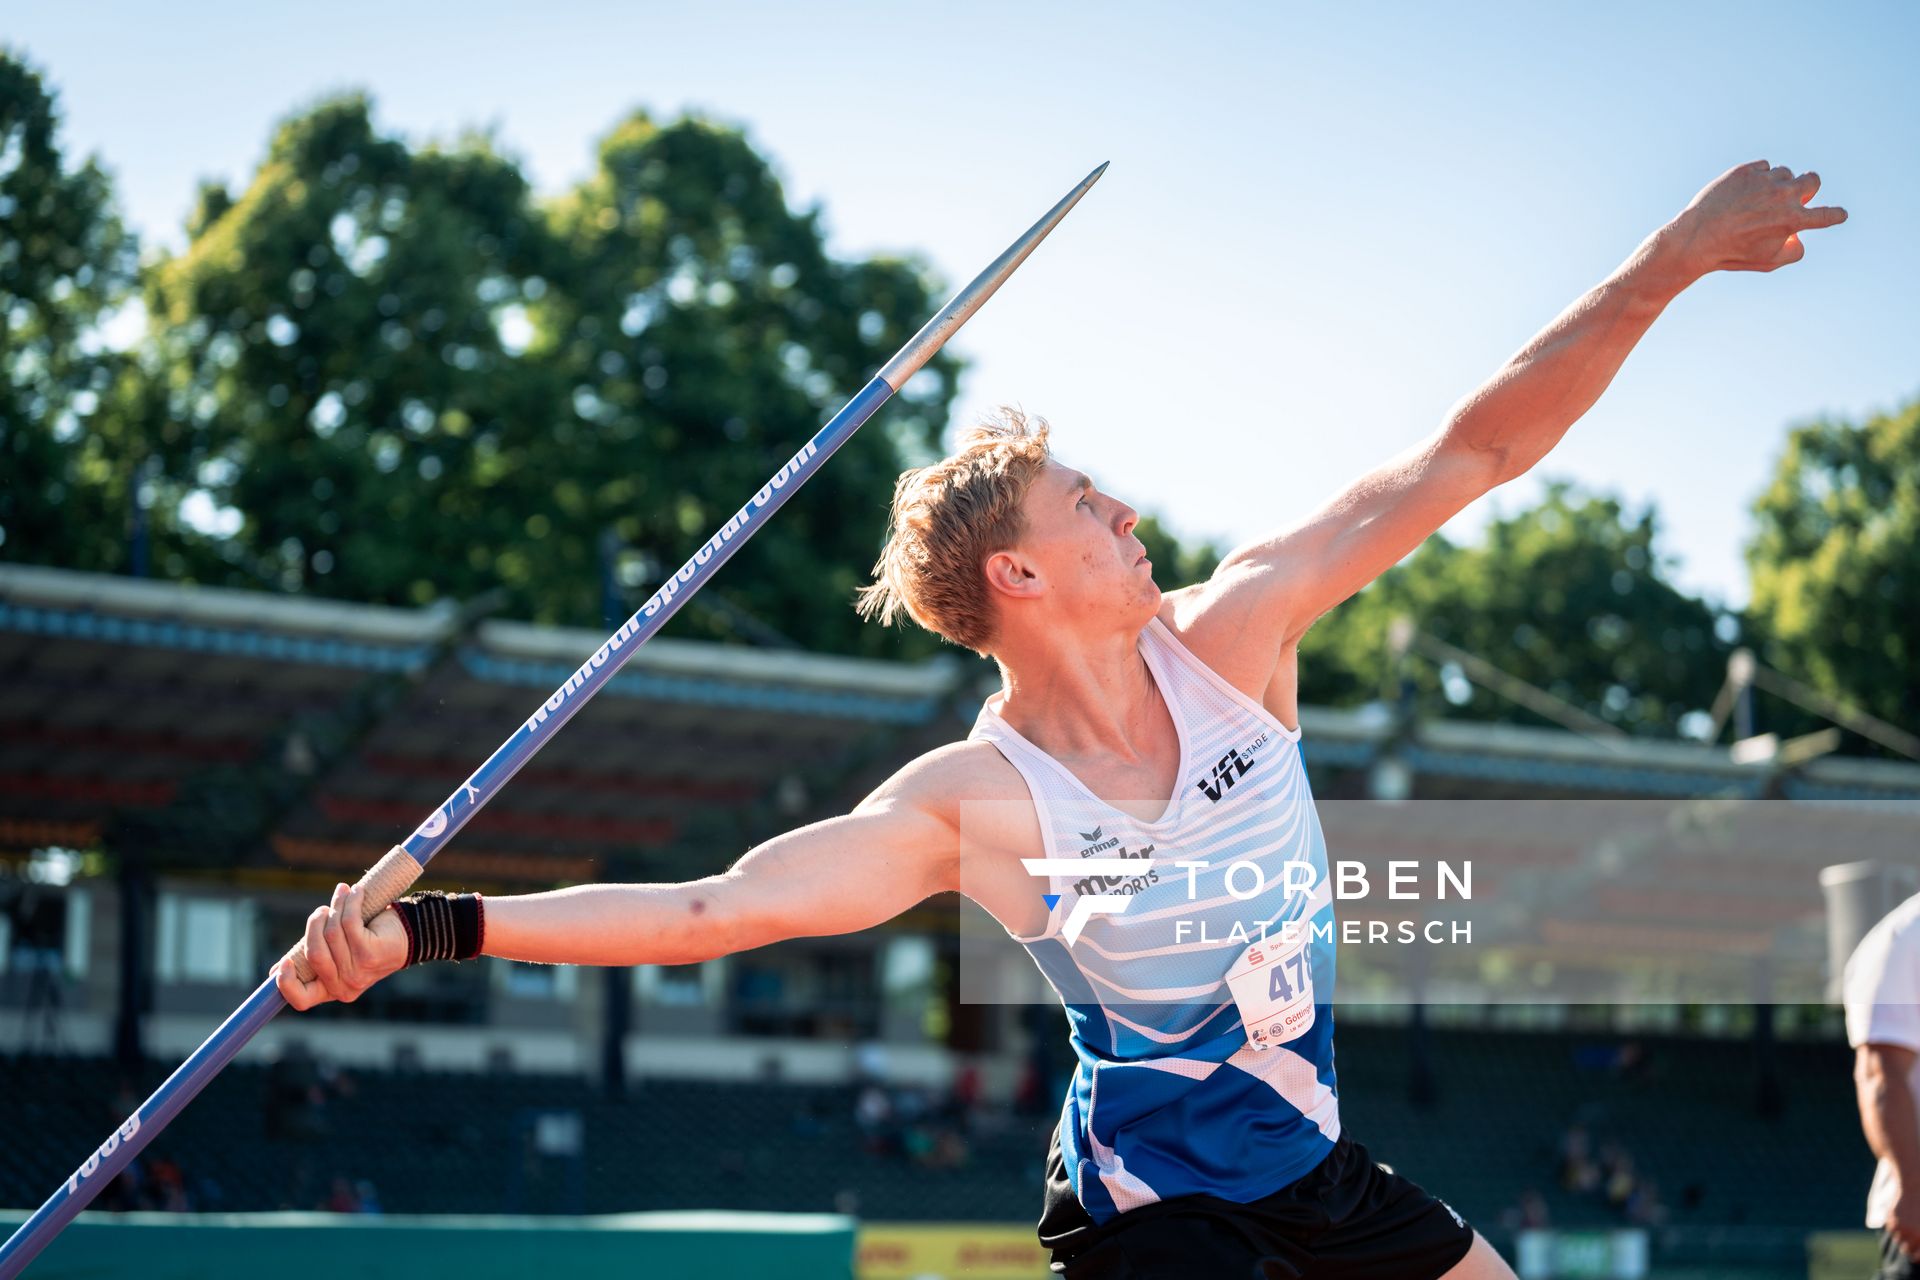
[983,548,1044,602]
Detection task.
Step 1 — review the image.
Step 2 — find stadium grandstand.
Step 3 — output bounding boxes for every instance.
[4,561,1918,1279]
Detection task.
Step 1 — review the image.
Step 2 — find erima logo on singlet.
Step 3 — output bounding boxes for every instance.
[1194,745,1256,803]
[1078,827,1120,855]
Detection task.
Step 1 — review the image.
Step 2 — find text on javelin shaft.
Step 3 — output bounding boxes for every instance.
[522,440,819,734]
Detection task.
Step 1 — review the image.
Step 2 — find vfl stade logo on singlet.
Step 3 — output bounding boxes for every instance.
[1194,744,1258,803]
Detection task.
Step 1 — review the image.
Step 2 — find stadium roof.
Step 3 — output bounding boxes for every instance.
[3,562,1916,951]
[0,563,965,886]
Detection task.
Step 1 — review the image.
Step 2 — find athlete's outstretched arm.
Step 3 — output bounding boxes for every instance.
[1209,160,1847,647]
[274,753,962,1009]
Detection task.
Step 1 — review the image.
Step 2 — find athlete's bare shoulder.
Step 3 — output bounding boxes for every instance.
[1155,579,1278,692]
[879,740,1050,937]
[1156,582,1303,732]
[862,738,1028,827]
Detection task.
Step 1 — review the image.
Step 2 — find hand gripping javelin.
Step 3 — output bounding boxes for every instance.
[0,161,1108,1278]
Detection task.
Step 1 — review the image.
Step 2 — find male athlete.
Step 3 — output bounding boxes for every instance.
[278,161,1844,1277]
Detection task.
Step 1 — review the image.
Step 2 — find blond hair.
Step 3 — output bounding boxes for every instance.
[855,407,1053,655]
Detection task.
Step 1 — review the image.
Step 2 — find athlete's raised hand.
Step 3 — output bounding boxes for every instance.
[1661,160,1847,277]
[273,881,409,1010]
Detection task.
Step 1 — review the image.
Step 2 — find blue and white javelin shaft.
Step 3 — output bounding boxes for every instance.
[0,160,1107,1279]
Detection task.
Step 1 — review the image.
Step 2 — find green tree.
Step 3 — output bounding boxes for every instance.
[146,95,564,603]
[0,48,140,571]
[147,95,964,657]
[540,110,961,656]
[1300,481,1734,735]
[1745,397,1920,741]
[1136,514,1221,590]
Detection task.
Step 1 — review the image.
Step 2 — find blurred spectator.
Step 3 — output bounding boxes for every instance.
[1557,1123,1599,1193]
[147,1155,191,1212]
[267,1042,326,1141]
[930,1128,970,1170]
[1499,1187,1550,1231]
[324,1175,361,1213]
[98,1159,142,1213]
[1613,1039,1650,1081]
[853,1074,975,1169]
[100,1159,199,1220]
[1625,1177,1666,1226]
[952,1063,981,1114]
[1601,1144,1636,1211]
[1013,1058,1046,1116]
[354,1179,383,1215]
[1570,1039,1654,1081]
[855,1082,894,1155]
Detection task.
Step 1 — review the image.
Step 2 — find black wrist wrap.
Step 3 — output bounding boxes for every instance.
[393,891,485,965]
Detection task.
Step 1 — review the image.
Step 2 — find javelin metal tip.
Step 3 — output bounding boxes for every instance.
[877,163,1109,391]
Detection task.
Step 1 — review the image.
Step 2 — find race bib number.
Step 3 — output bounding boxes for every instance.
[1224,923,1315,1051]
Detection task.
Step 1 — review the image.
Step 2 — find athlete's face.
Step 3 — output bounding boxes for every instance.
[999,460,1159,625]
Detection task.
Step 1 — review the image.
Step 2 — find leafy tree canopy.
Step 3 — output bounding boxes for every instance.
[1300,480,1735,736]
[0,48,139,571]
[1745,396,1920,743]
[137,93,964,656]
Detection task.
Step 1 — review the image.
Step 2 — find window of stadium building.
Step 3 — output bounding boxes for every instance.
[500,958,578,1000]
[155,893,257,985]
[642,962,709,1007]
[728,948,879,1040]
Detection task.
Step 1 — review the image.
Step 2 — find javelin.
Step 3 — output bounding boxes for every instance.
[0,160,1108,1278]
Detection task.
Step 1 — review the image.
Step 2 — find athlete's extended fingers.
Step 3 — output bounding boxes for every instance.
[1792,170,1821,203]
[1798,204,1848,230]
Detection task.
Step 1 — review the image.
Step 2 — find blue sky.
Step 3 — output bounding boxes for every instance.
[8,0,1915,611]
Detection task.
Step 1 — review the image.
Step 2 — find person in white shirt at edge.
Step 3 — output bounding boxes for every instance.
[1847,893,1920,1279]
[277,161,1844,1279]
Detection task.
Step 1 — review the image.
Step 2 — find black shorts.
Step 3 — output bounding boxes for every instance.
[1038,1121,1476,1279]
